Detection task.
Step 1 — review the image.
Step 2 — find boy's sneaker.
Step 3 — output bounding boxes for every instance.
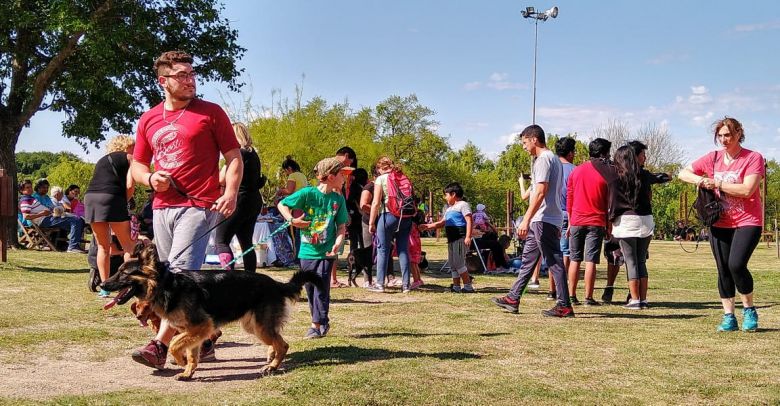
[601,286,614,303]
[319,324,330,337]
[131,340,168,370]
[584,298,601,306]
[200,340,216,362]
[304,327,322,339]
[546,292,557,301]
[528,280,541,290]
[624,301,642,310]
[717,313,739,332]
[461,286,476,293]
[640,301,650,309]
[449,284,462,293]
[570,296,581,306]
[67,247,87,254]
[491,296,519,313]
[402,288,411,294]
[366,284,385,293]
[742,307,758,332]
[542,305,575,318]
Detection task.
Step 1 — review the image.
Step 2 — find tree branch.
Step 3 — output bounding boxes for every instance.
[18,0,112,128]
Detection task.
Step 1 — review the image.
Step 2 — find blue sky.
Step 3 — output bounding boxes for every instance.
[18,0,780,163]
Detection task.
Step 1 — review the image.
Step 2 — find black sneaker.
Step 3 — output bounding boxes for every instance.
[546,292,557,301]
[570,296,581,306]
[584,298,601,306]
[542,305,575,318]
[640,301,650,309]
[601,286,614,303]
[461,286,476,293]
[449,284,462,293]
[491,296,519,313]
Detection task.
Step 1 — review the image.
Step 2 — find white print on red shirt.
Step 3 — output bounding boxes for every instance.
[714,171,745,218]
[150,123,185,170]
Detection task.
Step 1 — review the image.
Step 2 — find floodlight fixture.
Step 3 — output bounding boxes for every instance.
[520,5,559,124]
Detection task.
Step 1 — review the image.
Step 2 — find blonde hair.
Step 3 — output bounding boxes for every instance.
[50,185,63,196]
[106,134,135,154]
[232,122,253,150]
[375,156,399,174]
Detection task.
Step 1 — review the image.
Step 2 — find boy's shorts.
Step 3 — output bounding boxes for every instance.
[568,225,605,263]
[447,237,467,272]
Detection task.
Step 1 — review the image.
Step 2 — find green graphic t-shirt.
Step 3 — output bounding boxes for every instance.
[280,186,348,259]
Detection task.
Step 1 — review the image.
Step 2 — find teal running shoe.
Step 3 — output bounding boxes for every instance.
[717,313,738,332]
[98,289,111,298]
[742,307,758,332]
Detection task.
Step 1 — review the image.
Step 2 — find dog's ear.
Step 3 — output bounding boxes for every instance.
[131,241,146,258]
[138,243,160,266]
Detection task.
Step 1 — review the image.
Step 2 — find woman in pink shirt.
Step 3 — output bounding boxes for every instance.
[679,117,764,333]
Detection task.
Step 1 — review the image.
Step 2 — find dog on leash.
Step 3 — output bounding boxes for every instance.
[346,246,373,287]
[100,242,322,381]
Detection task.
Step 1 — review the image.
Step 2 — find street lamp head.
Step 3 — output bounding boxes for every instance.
[546,6,559,18]
[522,6,558,20]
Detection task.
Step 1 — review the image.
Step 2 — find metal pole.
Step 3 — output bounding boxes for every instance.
[531,18,539,124]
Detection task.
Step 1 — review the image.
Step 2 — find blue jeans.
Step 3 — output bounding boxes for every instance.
[39,216,85,250]
[301,258,333,325]
[375,212,412,289]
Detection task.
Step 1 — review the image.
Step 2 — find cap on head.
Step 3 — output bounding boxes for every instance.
[315,157,354,180]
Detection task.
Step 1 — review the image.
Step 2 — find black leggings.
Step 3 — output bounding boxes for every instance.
[215,206,258,272]
[709,226,761,298]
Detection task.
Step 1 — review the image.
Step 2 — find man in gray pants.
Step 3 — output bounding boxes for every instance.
[491,124,574,317]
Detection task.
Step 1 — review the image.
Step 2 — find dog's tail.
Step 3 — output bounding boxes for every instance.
[283,270,325,298]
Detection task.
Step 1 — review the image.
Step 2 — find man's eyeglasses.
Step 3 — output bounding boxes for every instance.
[162,71,197,81]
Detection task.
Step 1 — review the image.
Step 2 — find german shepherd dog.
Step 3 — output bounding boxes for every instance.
[100,243,322,380]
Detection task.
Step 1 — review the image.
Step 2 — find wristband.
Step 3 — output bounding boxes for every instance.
[147,172,155,191]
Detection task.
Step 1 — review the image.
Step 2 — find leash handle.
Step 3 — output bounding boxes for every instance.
[222,220,292,269]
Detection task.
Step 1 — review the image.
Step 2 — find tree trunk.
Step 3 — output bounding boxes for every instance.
[0,121,21,248]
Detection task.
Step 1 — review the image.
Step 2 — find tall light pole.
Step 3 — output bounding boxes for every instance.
[521,6,558,124]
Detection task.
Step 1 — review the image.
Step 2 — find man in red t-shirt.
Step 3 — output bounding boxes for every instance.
[129,50,243,370]
[566,138,614,306]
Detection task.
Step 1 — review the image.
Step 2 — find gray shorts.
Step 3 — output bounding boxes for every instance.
[153,207,217,271]
[568,225,605,263]
[448,238,467,275]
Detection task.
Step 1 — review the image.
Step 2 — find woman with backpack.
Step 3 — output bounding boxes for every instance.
[368,156,415,293]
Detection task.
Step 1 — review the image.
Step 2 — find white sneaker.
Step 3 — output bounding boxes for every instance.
[528,280,541,290]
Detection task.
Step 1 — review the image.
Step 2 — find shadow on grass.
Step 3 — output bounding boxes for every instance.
[20,266,88,274]
[287,345,481,368]
[580,313,704,320]
[352,332,509,339]
[331,298,385,304]
[638,301,723,310]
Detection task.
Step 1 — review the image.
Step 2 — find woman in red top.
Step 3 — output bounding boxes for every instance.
[679,117,764,332]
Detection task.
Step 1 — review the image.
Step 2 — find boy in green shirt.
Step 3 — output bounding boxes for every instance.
[278,157,350,339]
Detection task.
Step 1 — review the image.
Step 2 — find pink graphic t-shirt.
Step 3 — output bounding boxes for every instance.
[690,148,764,228]
[134,99,239,209]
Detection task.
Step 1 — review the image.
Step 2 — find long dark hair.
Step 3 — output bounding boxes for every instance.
[613,145,641,208]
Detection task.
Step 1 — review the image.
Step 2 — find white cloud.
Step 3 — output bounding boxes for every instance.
[692,111,714,126]
[733,20,780,32]
[407,28,420,33]
[463,81,482,91]
[688,85,711,104]
[489,72,508,81]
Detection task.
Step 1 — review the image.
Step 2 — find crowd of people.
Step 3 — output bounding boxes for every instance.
[16,50,766,371]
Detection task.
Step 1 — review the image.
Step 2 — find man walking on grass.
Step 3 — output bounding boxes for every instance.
[491,124,574,317]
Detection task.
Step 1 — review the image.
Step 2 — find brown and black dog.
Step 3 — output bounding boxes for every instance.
[101,242,322,380]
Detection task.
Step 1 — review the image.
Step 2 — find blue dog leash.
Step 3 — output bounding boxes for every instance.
[222,219,292,270]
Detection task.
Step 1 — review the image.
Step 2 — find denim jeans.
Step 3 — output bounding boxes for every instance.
[39,216,85,250]
[375,212,412,289]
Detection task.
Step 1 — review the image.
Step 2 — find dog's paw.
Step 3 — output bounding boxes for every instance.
[259,365,279,376]
[174,372,193,381]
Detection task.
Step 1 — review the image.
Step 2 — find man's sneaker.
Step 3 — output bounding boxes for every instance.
[717,313,739,332]
[449,284,462,293]
[584,298,601,306]
[601,286,614,303]
[546,292,557,301]
[624,301,642,310]
[491,296,519,313]
[742,307,758,332]
[131,340,168,370]
[542,305,575,318]
[570,296,581,306]
[366,284,385,293]
[200,340,216,362]
[528,280,541,290]
[461,286,476,293]
[304,327,322,339]
[319,324,330,337]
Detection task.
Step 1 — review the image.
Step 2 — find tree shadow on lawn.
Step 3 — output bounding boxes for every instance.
[331,298,386,304]
[579,313,704,320]
[287,345,481,368]
[351,332,508,339]
[20,265,88,274]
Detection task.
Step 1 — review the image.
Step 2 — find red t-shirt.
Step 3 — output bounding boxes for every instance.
[691,148,764,228]
[134,99,239,209]
[567,160,610,227]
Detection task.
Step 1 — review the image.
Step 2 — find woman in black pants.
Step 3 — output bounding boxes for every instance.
[679,117,764,332]
[215,122,263,271]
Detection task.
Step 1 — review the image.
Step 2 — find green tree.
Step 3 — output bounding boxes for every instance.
[46,160,95,193]
[15,151,81,180]
[2,0,244,242]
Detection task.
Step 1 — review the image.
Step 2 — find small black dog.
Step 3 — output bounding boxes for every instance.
[346,246,373,287]
[419,251,428,272]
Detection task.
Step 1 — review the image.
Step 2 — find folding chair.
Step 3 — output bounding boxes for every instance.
[438,237,489,273]
[17,218,58,251]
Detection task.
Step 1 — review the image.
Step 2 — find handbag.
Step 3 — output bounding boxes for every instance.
[691,152,723,227]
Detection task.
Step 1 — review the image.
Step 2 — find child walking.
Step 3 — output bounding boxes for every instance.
[421,182,475,293]
[278,157,350,338]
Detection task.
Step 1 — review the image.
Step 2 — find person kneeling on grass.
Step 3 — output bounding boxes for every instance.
[420,182,475,293]
[278,157,350,339]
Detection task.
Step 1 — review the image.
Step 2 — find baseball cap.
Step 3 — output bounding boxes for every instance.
[314,157,355,178]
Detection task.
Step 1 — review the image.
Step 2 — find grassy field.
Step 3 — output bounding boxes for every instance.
[1,239,779,405]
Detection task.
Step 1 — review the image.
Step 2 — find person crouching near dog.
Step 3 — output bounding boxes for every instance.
[420,182,476,293]
[278,157,350,339]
